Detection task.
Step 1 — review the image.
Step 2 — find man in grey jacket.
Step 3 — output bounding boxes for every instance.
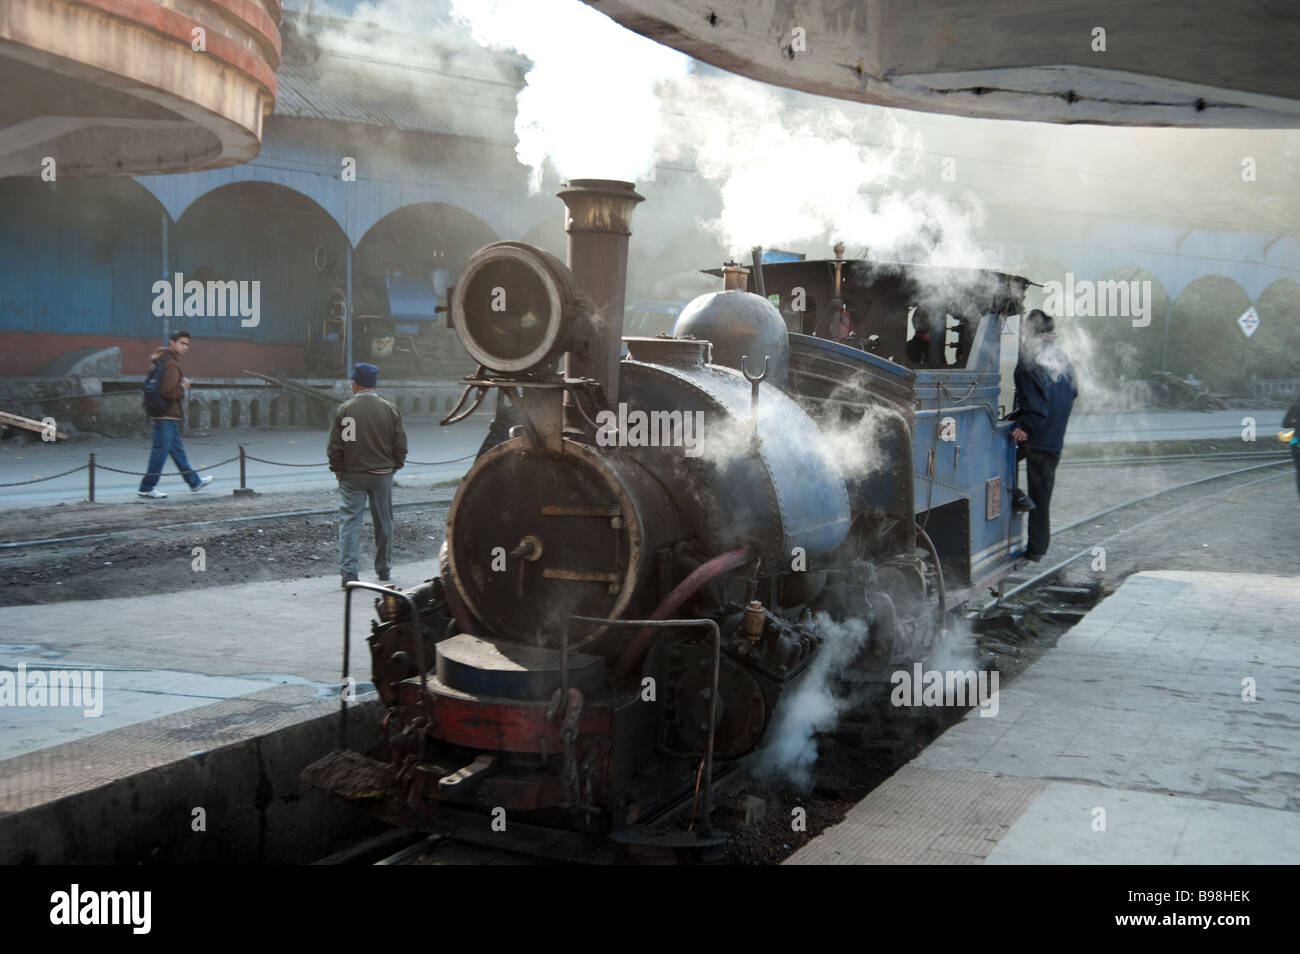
[327,362,408,587]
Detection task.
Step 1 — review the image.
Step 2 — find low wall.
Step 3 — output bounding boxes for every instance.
[0,701,388,865]
[0,378,471,438]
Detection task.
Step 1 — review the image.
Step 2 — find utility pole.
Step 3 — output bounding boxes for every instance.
[1159,300,1172,373]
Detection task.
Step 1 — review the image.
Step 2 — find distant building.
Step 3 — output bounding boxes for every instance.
[0,8,557,379]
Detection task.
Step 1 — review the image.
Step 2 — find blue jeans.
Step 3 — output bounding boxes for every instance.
[139,419,200,492]
[338,472,393,579]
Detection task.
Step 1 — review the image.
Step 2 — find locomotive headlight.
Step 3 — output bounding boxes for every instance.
[451,241,584,375]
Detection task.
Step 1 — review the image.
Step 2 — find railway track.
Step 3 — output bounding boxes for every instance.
[1059,449,1290,467]
[0,498,454,551]
[2,451,1289,552]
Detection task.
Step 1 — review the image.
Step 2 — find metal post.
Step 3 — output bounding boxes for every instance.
[345,245,353,375]
[234,444,254,497]
[161,213,170,345]
[341,581,425,752]
[1159,300,1172,372]
[88,452,95,503]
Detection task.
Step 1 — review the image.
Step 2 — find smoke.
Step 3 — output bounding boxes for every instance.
[656,76,991,273]
[449,0,690,190]
[756,612,985,788]
[754,612,871,788]
[445,2,992,274]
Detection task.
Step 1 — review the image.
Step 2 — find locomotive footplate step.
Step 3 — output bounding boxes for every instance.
[435,633,605,699]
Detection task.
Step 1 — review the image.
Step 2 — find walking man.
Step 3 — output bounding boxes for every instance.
[1009,310,1078,562]
[138,330,214,498]
[328,362,407,588]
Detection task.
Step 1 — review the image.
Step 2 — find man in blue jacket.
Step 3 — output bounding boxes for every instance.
[1009,310,1078,562]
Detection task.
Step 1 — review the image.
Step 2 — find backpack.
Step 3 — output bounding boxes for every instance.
[142,355,171,416]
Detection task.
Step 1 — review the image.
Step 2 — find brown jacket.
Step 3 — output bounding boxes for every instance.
[148,347,185,420]
[327,390,407,475]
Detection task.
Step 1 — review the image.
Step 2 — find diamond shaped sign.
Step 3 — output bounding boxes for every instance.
[1239,306,1259,337]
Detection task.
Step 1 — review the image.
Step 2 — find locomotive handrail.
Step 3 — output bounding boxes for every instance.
[563,615,722,838]
[341,580,427,754]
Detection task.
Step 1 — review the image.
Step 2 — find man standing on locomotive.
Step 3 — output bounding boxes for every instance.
[1009,309,1078,562]
[328,362,407,588]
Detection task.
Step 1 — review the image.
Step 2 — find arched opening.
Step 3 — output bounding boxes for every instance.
[230,399,241,428]
[519,214,567,262]
[174,182,347,379]
[1065,266,1171,409]
[1169,275,1252,393]
[210,400,222,428]
[354,202,498,380]
[0,177,167,377]
[1250,278,1300,395]
[288,399,298,426]
[249,399,261,427]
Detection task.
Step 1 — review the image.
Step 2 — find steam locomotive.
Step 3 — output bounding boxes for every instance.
[306,179,1031,854]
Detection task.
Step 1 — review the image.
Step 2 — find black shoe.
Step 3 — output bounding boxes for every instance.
[341,573,358,589]
[378,571,391,583]
[1022,552,1043,564]
[1011,489,1036,513]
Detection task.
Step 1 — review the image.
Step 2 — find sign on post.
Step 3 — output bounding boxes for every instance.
[1238,306,1259,337]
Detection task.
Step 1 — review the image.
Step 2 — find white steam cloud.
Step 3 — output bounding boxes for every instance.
[450,0,690,190]
[450,1,992,271]
[656,76,991,270]
[755,612,871,788]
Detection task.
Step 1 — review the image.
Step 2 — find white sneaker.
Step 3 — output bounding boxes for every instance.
[138,489,167,499]
[191,475,214,492]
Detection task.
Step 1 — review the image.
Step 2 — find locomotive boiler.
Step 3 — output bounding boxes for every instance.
[307,179,1030,852]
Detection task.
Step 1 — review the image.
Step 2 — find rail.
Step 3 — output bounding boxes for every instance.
[987,461,1291,608]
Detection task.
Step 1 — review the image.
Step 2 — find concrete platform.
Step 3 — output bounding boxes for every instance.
[787,570,1300,865]
[0,563,417,861]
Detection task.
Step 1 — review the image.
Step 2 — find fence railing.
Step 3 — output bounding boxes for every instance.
[0,445,476,501]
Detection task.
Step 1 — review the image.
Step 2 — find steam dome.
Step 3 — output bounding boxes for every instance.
[672,290,789,387]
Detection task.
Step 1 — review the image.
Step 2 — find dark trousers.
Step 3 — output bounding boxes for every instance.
[1019,447,1060,557]
[1292,444,1300,499]
[139,419,200,492]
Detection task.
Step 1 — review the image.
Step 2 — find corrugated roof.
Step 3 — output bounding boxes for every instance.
[274,60,455,137]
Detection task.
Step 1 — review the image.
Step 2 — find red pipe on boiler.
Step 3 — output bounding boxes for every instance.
[612,546,751,681]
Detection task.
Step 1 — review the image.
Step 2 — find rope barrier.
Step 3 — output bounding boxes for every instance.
[94,456,241,477]
[0,445,479,495]
[0,463,90,487]
[240,455,321,467]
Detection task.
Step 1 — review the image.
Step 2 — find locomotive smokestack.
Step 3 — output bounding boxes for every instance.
[557,179,644,406]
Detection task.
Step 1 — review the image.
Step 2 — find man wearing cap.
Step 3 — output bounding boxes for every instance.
[1008,309,1078,563]
[327,363,408,587]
